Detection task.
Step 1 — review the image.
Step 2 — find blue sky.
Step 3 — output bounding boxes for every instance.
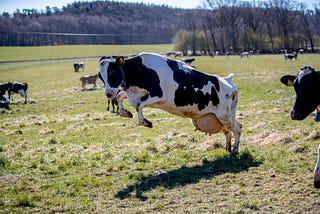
[0,0,318,14]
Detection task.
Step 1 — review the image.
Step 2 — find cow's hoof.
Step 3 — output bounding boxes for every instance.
[314,180,320,189]
[119,110,133,118]
[142,119,153,128]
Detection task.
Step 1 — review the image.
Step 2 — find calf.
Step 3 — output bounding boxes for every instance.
[74,62,85,72]
[80,74,98,89]
[99,53,242,155]
[280,65,320,188]
[9,82,28,104]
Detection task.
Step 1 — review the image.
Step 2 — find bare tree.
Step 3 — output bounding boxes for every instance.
[268,0,299,50]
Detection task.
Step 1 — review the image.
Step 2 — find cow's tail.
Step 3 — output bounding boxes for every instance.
[225,73,234,84]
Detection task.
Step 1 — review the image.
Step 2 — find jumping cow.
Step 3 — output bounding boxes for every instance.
[98,52,242,154]
[280,65,320,188]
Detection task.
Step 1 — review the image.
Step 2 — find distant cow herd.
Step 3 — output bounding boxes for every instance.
[2,52,319,188]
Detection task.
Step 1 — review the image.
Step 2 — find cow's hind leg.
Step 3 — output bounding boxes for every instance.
[231,120,242,155]
[222,127,232,153]
[314,144,320,188]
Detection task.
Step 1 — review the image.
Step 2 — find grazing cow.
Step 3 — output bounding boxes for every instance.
[98,53,242,154]
[240,52,249,58]
[284,53,298,60]
[80,74,98,89]
[9,82,28,104]
[0,95,10,110]
[280,65,320,188]
[74,62,85,72]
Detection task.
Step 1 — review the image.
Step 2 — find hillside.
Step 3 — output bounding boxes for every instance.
[0,1,201,45]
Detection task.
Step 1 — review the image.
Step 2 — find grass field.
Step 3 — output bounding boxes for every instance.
[0,45,320,213]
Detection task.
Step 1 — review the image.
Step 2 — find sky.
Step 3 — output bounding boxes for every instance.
[0,0,318,14]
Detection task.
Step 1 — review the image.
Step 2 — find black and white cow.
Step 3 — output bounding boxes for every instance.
[280,65,320,188]
[9,82,28,104]
[284,53,298,60]
[74,62,85,72]
[98,52,242,154]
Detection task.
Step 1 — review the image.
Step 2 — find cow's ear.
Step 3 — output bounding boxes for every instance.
[280,75,296,87]
[115,56,125,65]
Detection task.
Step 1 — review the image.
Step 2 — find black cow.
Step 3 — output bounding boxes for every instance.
[280,65,320,188]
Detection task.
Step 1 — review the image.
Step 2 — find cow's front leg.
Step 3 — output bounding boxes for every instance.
[314,144,320,188]
[136,106,152,128]
[116,91,133,118]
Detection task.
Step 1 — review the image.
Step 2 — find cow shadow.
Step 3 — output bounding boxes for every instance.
[115,151,261,200]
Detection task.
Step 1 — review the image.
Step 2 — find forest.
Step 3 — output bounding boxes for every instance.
[0,0,319,54]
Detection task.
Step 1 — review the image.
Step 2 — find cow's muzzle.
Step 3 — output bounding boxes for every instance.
[291,110,307,121]
[105,89,115,99]
[106,93,113,98]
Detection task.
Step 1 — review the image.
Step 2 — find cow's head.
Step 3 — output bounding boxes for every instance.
[98,56,125,99]
[280,66,320,120]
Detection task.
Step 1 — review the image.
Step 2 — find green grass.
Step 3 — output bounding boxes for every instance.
[0,46,320,213]
[0,44,173,62]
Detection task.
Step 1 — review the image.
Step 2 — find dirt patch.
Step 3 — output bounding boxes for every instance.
[247,132,293,145]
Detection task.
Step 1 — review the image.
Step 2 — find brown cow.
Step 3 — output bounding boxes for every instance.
[80,74,98,89]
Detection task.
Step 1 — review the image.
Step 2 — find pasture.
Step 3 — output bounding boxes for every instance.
[0,45,320,213]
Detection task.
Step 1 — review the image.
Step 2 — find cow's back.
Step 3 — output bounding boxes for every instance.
[137,53,238,119]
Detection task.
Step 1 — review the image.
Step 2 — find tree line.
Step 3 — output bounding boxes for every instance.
[0,1,191,46]
[0,0,319,55]
[175,0,320,54]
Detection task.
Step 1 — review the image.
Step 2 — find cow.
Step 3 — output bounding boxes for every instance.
[240,52,249,58]
[284,53,298,60]
[280,65,320,188]
[9,82,28,104]
[74,62,85,72]
[98,52,242,155]
[80,74,98,89]
[181,58,195,66]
